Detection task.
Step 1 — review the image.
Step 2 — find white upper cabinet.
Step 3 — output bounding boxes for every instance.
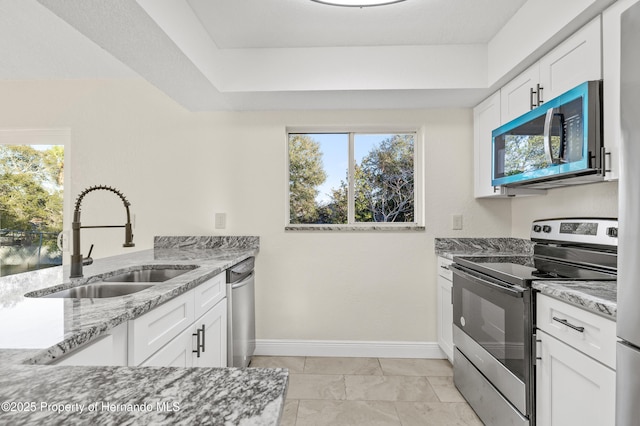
[539,16,602,102]
[500,65,540,123]
[474,91,502,198]
[501,16,602,124]
[475,14,607,195]
[602,0,639,181]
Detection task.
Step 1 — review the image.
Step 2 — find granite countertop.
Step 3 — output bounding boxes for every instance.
[434,237,534,260]
[0,244,258,365]
[0,364,287,425]
[532,280,617,319]
[0,236,289,425]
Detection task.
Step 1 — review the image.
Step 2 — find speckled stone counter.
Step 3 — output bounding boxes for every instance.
[434,237,534,260]
[532,280,617,319]
[0,365,287,425]
[0,243,258,365]
[0,236,289,425]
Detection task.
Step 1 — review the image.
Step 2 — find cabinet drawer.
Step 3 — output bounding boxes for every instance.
[128,291,195,365]
[536,294,616,369]
[437,257,453,280]
[194,272,226,319]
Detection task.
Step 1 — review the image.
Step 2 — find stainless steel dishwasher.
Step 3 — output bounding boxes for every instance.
[226,257,256,368]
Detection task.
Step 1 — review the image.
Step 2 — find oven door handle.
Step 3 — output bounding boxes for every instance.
[450,265,525,297]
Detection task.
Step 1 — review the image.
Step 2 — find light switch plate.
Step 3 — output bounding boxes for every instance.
[215,213,226,229]
[452,214,463,230]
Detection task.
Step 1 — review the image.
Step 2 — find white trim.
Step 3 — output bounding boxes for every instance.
[255,339,446,359]
[285,128,423,227]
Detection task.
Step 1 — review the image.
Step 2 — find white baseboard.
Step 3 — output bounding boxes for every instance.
[255,339,446,359]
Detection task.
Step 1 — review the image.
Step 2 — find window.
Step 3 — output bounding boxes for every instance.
[287,130,421,228]
[0,130,69,277]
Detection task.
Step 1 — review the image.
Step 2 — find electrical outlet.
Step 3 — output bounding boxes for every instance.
[215,213,226,229]
[452,214,463,230]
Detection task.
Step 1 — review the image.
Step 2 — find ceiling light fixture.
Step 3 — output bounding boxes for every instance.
[310,0,406,7]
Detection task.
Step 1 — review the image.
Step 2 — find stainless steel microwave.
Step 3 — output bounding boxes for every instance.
[492,80,605,189]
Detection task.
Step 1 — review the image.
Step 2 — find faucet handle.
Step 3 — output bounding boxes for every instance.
[83,244,94,266]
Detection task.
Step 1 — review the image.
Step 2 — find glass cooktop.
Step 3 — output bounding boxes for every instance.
[453,255,616,286]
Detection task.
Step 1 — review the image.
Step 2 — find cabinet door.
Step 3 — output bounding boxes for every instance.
[474,91,502,198]
[128,291,195,366]
[500,64,540,123]
[192,299,227,368]
[140,326,194,368]
[539,16,602,102]
[602,0,638,181]
[436,258,453,362]
[536,330,615,426]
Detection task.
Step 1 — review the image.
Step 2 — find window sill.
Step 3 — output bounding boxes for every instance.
[285,225,425,232]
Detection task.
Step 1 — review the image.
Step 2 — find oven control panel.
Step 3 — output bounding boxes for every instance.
[531,218,618,247]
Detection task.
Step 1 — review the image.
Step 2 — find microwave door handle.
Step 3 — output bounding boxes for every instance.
[556,112,566,163]
[543,108,556,165]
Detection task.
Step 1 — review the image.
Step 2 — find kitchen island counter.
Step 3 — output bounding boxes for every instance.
[0,236,289,426]
[0,237,259,366]
[0,364,287,425]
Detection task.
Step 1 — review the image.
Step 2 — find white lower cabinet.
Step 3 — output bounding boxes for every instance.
[535,294,616,426]
[50,272,228,368]
[131,272,228,367]
[536,330,615,426]
[128,291,196,366]
[140,301,227,368]
[192,299,227,368]
[436,257,453,362]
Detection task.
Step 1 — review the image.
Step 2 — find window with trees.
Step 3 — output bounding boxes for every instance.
[288,131,419,227]
[0,130,67,277]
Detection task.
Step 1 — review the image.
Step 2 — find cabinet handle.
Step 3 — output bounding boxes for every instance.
[537,84,544,106]
[440,265,450,271]
[201,324,206,353]
[601,146,612,176]
[192,325,206,357]
[530,84,544,109]
[534,333,542,362]
[552,316,585,333]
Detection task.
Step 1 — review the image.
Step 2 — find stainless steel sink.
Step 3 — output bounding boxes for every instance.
[102,267,194,283]
[40,283,154,299]
[26,265,198,299]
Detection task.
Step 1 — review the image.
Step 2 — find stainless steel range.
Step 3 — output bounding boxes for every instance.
[451,218,618,426]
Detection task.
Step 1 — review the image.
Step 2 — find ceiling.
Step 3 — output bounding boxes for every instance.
[186,0,526,48]
[1,0,529,111]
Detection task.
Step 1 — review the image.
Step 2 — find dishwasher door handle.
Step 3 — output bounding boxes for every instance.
[230,271,255,289]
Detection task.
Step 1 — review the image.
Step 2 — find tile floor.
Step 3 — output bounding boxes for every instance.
[249,356,483,426]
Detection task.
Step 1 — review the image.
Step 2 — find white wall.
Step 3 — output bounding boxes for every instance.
[0,79,514,345]
[511,181,618,238]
